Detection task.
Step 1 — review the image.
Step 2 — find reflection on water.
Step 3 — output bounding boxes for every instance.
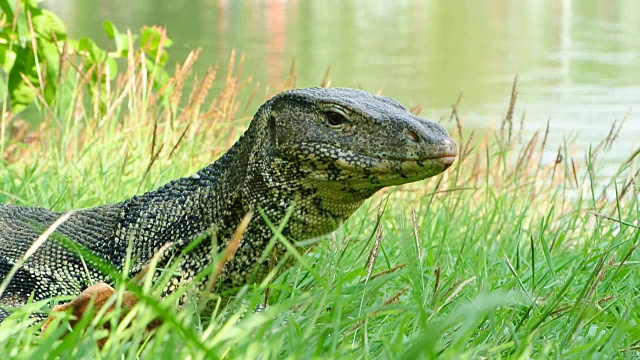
[47,0,639,165]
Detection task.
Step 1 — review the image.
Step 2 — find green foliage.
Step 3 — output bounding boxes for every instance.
[0,0,171,114]
[1,62,639,356]
[0,0,66,113]
[0,4,638,358]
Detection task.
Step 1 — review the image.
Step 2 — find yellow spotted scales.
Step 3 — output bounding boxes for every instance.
[0,87,457,320]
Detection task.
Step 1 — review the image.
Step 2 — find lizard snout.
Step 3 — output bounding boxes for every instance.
[404,118,458,159]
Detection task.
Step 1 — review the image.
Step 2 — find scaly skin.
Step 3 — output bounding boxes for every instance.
[0,87,457,320]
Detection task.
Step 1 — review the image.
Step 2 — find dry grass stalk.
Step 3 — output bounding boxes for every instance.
[370,263,408,281]
[436,276,476,314]
[501,76,518,145]
[320,66,332,88]
[364,224,383,282]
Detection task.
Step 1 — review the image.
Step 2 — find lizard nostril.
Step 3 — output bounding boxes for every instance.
[406,130,420,143]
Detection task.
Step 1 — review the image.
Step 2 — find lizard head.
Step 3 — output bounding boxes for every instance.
[256,87,457,194]
[238,87,458,239]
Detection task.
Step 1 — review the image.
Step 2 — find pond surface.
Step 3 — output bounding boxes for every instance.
[48,0,640,170]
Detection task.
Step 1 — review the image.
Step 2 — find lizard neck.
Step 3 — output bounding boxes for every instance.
[118,131,256,269]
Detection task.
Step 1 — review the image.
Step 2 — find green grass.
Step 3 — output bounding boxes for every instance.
[1,49,639,359]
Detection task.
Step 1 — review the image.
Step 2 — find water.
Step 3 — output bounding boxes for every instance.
[47,0,640,168]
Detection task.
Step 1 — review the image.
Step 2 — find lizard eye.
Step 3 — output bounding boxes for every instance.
[325,110,348,128]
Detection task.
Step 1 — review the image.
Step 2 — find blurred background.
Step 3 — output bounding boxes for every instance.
[46,0,640,167]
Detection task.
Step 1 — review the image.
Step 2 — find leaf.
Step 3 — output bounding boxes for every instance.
[102,20,118,38]
[0,44,17,73]
[145,58,170,87]
[105,57,118,80]
[38,41,60,106]
[7,46,38,113]
[140,26,172,66]
[103,20,129,57]
[14,2,30,43]
[31,9,67,42]
[8,73,34,113]
[0,0,15,20]
[77,37,106,62]
[22,0,40,8]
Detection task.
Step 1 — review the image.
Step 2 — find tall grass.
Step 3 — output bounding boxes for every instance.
[0,39,639,359]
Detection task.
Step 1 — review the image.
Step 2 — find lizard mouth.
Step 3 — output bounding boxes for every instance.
[373,151,458,166]
[281,143,457,186]
[436,155,456,167]
[339,144,458,173]
[331,153,456,187]
[335,153,455,174]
